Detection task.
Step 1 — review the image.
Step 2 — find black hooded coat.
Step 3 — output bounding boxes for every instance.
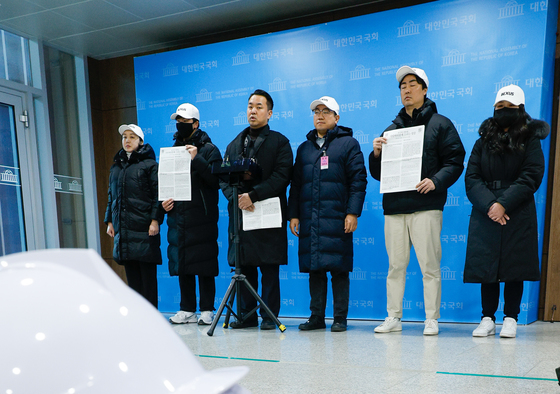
[463,118,548,283]
[104,144,162,265]
[163,130,222,277]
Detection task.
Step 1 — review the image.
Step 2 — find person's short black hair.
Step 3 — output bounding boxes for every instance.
[399,74,427,91]
[249,89,274,111]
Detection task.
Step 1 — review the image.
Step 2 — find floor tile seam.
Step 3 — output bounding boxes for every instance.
[523,362,560,381]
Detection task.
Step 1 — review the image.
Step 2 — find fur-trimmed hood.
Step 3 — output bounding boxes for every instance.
[479,116,550,140]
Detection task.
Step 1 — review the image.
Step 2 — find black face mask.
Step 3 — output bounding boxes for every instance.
[176,122,194,140]
[493,107,519,129]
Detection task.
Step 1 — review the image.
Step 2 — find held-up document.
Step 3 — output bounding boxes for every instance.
[380,125,425,194]
[242,197,282,231]
[158,147,191,201]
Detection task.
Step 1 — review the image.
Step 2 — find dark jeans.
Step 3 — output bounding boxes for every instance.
[179,274,216,312]
[309,269,349,319]
[239,265,280,320]
[124,261,158,308]
[481,281,524,321]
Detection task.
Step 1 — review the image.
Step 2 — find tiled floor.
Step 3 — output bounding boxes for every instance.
[165,314,560,393]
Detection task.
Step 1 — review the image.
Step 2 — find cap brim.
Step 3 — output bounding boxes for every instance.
[494,99,523,107]
[310,99,338,112]
[170,113,179,120]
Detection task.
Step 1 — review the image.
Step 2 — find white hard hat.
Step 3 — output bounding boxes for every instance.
[0,249,249,393]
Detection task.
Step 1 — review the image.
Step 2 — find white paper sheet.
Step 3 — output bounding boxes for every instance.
[380,125,425,194]
[242,197,282,231]
[158,147,191,201]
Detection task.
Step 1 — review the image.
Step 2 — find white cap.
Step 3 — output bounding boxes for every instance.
[396,66,429,88]
[310,96,340,113]
[170,103,200,120]
[118,123,144,141]
[494,84,525,106]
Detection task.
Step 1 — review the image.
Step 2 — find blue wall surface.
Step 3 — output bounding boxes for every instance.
[133,0,559,324]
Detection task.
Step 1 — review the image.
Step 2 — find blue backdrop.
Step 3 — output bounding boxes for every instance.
[133,0,558,324]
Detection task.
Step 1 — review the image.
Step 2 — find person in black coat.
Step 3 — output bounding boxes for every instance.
[289,96,367,332]
[220,89,293,330]
[369,67,465,336]
[464,85,548,338]
[161,104,222,325]
[105,124,161,308]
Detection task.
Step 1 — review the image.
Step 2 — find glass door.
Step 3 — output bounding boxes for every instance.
[0,91,28,255]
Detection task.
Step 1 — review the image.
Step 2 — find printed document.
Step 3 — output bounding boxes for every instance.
[380,125,425,194]
[158,147,191,201]
[242,197,282,231]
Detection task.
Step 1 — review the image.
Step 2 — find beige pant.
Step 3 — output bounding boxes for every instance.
[384,210,442,320]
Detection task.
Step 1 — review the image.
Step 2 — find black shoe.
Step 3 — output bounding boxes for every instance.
[298,315,326,330]
[229,318,258,329]
[331,317,347,332]
[260,317,276,330]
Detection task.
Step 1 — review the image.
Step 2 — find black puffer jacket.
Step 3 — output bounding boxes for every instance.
[288,125,367,273]
[164,130,222,276]
[369,99,465,214]
[463,118,548,283]
[104,144,161,265]
[220,125,293,267]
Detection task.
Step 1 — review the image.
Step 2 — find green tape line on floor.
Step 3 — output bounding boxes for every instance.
[437,371,557,381]
[198,354,280,363]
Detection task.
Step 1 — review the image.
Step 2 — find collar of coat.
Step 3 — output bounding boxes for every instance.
[115,143,156,163]
[306,125,353,145]
[393,98,438,128]
[239,124,271,155]
[173,129,213,148]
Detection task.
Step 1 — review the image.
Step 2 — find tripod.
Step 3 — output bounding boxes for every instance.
[207,174,286,336]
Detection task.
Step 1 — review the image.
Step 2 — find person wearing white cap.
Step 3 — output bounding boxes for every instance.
[464,85,548,338]
[161,103,223,325]
[369,66,465,335]
[105,123,162,307]
[288,96,367,332]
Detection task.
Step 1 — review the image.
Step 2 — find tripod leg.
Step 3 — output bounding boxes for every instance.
[240,277,286,332]
[223,281,239,327]
[207,277,237,336]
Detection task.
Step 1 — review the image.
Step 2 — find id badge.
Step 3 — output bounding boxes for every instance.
[320,155,329,170]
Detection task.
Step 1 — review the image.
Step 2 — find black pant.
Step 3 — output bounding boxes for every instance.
[239,265,280,320]
[309,269,349,319]
[179,274,216,312]
[124,261,158,308]
[481,281,524,321]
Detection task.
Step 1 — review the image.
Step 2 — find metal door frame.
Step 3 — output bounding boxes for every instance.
[0,88,39,252]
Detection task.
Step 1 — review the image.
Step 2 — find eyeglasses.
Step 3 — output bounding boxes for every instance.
[313,108,334,115]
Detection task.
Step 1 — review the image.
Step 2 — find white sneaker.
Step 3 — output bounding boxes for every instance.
[472,317,496,337]
[499,317,517,338]
[169,311,197,324]
[423,319,439,335]
[198,311,214,325]
[374,317,402,333]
